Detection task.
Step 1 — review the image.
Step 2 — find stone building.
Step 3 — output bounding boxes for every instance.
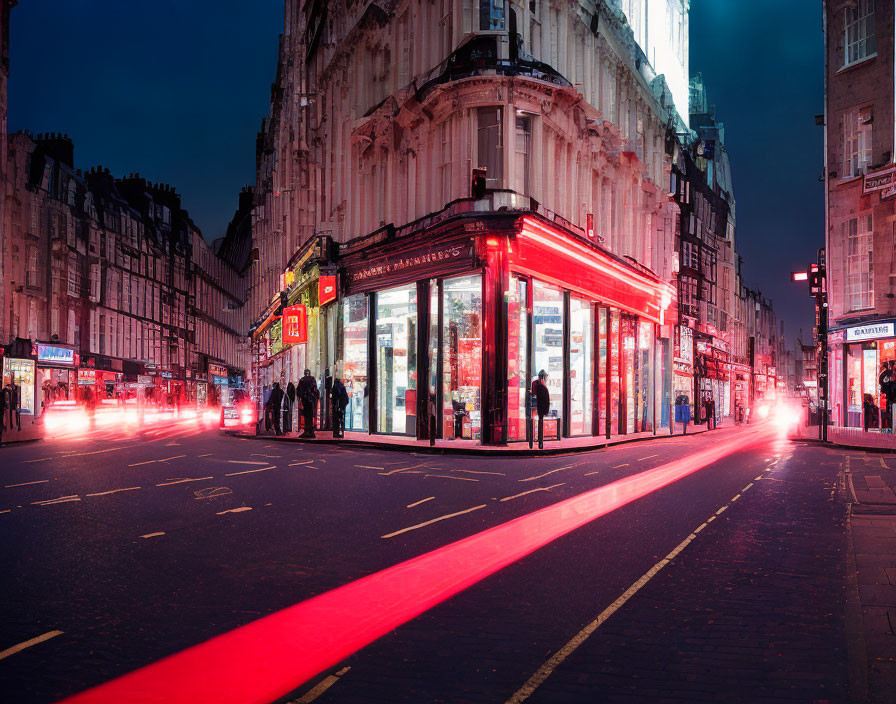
[0,0,13,347]
[823,0,896,428]
[249,0,692,443]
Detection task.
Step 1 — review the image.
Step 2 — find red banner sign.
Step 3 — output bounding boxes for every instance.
[318,275,337,306]
[282,305,308,344]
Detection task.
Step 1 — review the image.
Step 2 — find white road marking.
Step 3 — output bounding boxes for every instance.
[85,487,142,497]
[500,483,565,502]
[424,473,478,482]
[216,507,252,515]
[140,532,165,539]
[382,504,487,539]
[226,460,269,465]
[197,453,213,458]
[0,509,10,514]
[4,480,50,488]
[0,630,63,661]
[290,666,351,703]
[519,463,584,483]
[156,477,213,486]
[288,460,315,466]
[637,455,658,461]
[67,447,128,457]
[355,465,384,470]
[224,466,274,476]
[451,469,506,476]
[380,464,426,475]
[32,495,80,506]
[407,496,435,508]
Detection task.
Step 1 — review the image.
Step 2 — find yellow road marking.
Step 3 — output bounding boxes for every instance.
[381,505,487,539]
[288,460,315,466]
[216,507,252,515]
[424,473,478,482]
[451,469,506,476]
[407,496,435,508]
[380,464,426,476]
[730,493,741,502]
[156,477,213,486]
[226,460,269,465]
[290,666,351,703]
[32,495,80,506]
[715,505,728,515]
[4,480,49,488]
[0,630,63,661]
[128,459,157,467]
[23,458,53,463]
[140,532,165,539]
[197,453,213,458]
[519,463,584,483]
[355,465,384,470]
[67,447,127,457]
[225,467,274,476]
[0,509,9,514]
[86,487,141,497]
[499,483,565,502]
[742,482,754,492]
[584,471,600,476]
[612,463,629,468]
[637,455,658,461]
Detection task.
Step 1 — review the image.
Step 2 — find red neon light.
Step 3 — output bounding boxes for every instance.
[282,305,308,344]
[791,271,808,281]
[62,426,776,704]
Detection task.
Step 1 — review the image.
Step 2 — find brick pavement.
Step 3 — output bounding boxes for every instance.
[522,443,849,703]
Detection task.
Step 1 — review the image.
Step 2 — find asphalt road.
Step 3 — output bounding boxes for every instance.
[0,420,849,703]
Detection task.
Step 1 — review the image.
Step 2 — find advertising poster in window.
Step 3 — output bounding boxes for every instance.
[3,358,36,415]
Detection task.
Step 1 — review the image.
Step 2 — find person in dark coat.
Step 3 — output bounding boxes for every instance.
[269,382,285,435]
[8,377,21,431]
[285,381,296,434]
[297,369,320,438]
[531,370,551,449]
[0,381,8,444]
[864,393,879,431]
[330,378,349,438]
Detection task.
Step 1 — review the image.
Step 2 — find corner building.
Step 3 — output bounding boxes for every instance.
[251,0,688,444]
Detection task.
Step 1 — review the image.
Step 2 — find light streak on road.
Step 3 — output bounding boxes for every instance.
[62,424,778,704]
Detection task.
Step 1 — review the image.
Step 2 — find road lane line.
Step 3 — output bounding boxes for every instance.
[499,483,565,502]
[290,667,351,703]
[158,455,187,462]
[86,487,142,497]
[611,463,629,468]
[5,480,50,488]
[583,471,600,476]
[156,477,213,486]
[0,509,10,514]
[519,463,584,482]
[128,460,158,467]
[289,460,315,466]
[381,504,487,539]
[637,455,658,461]
[67,447,128,457]
[424,474,478,482]
[23,458,53,463]
[742,482,754,492]
[380,464,426,476]
[224,467,274,477]
[226,460,269,465]
[197,454,213,458]
[217,507,252,515]
[407,497,435,508]
[0,630,63,661]
[715,505,728,515]
[451,469,506,476]
[32,495,80,506]
[140,532,165,539]
[355,465,384,470]
[730,493,742,502]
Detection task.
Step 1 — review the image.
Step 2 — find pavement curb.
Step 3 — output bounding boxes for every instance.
[791,435,896,455]
[221,425,721,456]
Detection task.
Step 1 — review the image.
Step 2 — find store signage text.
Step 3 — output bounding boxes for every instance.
[863,165,896,194]
[209,363,227,378]
[349,244,467,284]
[37,344,75,365]
[318,275,337,306]
[846,322,895,342]
[282,304,308,344]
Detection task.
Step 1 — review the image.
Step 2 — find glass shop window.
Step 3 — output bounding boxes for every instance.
[342,294,369,432]
[376,284,417,435]
[442,275,482,440]
[532,280,564,423]
[569,297,593,435]
[507,276,528,441]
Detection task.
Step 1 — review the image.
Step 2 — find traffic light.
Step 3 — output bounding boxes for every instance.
[471,168,487,199]
[809,263,824,295]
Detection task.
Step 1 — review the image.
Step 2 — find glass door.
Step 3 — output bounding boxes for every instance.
[507,275,529,441]
[375,284,417,435]
[442,274,483,440]
[569,297,593,435]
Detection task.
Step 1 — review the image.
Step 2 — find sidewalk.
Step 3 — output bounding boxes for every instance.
[844,451,896,703]
[226,418,731,455]
[0,417,43,446]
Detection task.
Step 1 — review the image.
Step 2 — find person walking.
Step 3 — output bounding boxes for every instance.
[0,380,8,444]
[8,377,21,431]
[269,382,285,435]
[330,377,349,438]
[298,369,320,438]
[262,384,273,432]
[285,381,296,434]
[881,363,894,432]
[531,370,551,450]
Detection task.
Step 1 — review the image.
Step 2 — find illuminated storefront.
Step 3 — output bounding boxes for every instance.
[2,356,36,416]
[36,343,77,407]
[829,320,896,429]
[337,212,674,445]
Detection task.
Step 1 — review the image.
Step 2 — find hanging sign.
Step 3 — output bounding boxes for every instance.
[282,304,308,344]
[318,275,337,306]
[864,165,896,193]
[37,344,75,365]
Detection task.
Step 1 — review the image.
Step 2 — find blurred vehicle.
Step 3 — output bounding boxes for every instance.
[752,399,773,422]
[42,399,89,436]
[221,401,256,429]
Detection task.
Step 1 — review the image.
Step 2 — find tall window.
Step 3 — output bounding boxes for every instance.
[843,106,873,177]
[845,214,873,311]
[514,114,531,195]
[477,107,504,189]
[438,119,452,206]
[844,0,876,66]
[479,0,504,31]
[26,246,39,288]
[342,294,369,432]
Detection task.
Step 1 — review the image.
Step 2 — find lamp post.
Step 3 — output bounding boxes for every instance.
[791,247,828,441]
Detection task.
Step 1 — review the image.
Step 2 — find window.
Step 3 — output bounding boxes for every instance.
[507,276,528,441]
[479,0,504,31]
[375,284,417,435]
[438,119,452,206]
[514,115,531,195]
[26,246,39,288]
[442,275,482,440]
[67,254,80,298]
[844,0,876,66]
[842,106,873,177]
[569,297,594,435]
[476,107,504,189]
[532,281,563,425]
[845,214,873,311]
[342,294,369,432]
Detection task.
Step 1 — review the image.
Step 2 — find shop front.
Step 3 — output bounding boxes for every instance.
[36,343,77,409]
[337,212,674,445]
[830,320,896,429]
[2,355,37,418]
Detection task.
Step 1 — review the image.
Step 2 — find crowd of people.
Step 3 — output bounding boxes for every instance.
[261,369,349,438]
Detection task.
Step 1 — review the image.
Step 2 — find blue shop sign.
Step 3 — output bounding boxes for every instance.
[37,344,74,365]
[212,374,229,386]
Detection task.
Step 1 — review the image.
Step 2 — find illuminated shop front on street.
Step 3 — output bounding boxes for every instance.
[828,320,896,428]
[336,210,675,446]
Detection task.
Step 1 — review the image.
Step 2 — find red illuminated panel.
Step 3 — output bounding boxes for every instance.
[62,425,776,704]
[318,276,337,306]
[282,305,308,344]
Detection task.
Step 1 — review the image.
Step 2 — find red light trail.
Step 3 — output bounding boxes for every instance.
[62,425,777,704]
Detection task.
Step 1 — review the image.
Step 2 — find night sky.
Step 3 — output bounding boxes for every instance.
[9,1,820,339]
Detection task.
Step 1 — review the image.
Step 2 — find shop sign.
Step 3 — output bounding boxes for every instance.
[846,322,895,342]
[863,165,896,194]
[209,363,227,379]
[282,304,308,344]
[828,329,845,345]
[160,371,173,379]
[673,360,693,376]
[212,375,229,386]
[78,369,96,385]
[318,275,337,306]
[137,375,153,385]
[675,325,693,365]
[348,242,471,285]
[37,344,75,365]
[2,357,36,415]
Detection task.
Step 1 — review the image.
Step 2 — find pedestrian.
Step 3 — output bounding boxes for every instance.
[262,385,272,432]
[8,376,21,431]
[285,380,296,434]
[269,382,285,435]
[531,370,551,449]
[298,369,320,438]
[864,393,879,431]
[330,377,349,438]
[0,380,8,444]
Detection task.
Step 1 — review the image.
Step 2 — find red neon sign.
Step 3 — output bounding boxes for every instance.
[318,276,337,306]
[281,305,307,344]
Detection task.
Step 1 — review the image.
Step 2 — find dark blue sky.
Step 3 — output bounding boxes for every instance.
[9,1,819,337]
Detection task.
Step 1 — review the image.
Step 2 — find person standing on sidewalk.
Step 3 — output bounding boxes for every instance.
[298,369,320,438]
[269,382,285,435]
[8,377,21,431]
[0,380,8,444]
[285,381,296,434]
[330,377,349,438]
[531,370,551,450]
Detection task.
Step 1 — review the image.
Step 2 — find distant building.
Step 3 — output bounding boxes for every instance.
[824,0,895,428]
[0,0,15,346]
